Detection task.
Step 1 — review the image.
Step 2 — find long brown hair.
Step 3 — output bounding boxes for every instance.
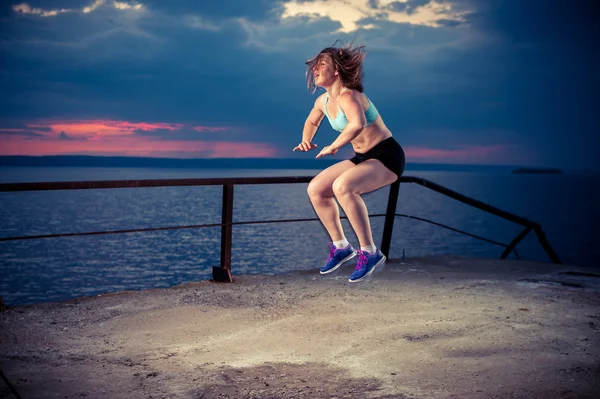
[305,40,366,93]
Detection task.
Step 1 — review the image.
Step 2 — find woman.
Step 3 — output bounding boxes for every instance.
[293,42,406,282]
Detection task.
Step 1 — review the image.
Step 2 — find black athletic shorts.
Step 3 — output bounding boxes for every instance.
[349,137,406,177]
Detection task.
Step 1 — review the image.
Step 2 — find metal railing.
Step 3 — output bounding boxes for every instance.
[0,176,561,282]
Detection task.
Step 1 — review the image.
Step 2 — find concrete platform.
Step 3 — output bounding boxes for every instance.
[1,255,599,399]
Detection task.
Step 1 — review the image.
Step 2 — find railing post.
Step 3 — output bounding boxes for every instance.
[381,180,400,258]
[0,370,22,399]
[534,226,563,264]
[500,226,532,259]
[213,184,234,282]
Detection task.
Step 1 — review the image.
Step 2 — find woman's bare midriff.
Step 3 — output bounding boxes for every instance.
[350,119,392,153]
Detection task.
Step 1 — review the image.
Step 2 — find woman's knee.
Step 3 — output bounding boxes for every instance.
[332,177,355,198]
[307,178,331,199]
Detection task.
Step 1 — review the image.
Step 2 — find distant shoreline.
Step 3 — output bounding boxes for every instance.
[512,167,563,174]
[0,155,517,172]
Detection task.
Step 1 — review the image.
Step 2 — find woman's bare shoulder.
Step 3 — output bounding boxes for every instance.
[314,92,327,109]
[339,88,363,104]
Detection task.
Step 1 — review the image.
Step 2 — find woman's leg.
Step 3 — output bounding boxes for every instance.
[307,160,356,241]
[332,159,397,247]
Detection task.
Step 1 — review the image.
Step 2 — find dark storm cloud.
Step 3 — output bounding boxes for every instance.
[141,0,282,22]
[464,0,599,167]
[13,0,90,8]
[353,0,598,169]
[1,0,598,169]
[467,0,599,45]
[385,0,431,15]
[0,1,335,136]
[434,18,462,27]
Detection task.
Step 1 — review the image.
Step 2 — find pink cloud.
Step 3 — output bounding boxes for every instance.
[0,119,531,164]
[22,119,186,138]
[403,144,525,164]
[0,118,279,158]
[111,121,185,131]
[0,127,52,136]
[0,135,278,158]
[3,119,229,140]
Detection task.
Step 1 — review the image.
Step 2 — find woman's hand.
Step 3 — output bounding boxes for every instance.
[315,145,338,159]
[293,141,318,152]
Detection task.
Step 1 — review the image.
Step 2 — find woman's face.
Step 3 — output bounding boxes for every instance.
[313,54,337,87]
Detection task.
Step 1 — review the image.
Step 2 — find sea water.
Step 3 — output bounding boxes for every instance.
[1,166,598,306]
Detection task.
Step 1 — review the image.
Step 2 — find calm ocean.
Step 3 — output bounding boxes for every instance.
[1,166,598,306]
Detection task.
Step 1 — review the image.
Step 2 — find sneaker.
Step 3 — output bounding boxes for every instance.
[319,243,357,274]
[348,249,386,282]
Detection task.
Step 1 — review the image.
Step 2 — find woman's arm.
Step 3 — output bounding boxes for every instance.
[294,94,325,152]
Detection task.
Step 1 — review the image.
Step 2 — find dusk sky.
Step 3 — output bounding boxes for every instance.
[1,1,597,170]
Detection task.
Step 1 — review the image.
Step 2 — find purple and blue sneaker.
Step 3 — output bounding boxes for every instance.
[320,243,357,274]
[348,249,386,282]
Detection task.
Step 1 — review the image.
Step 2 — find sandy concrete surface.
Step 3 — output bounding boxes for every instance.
[1,255,599,399]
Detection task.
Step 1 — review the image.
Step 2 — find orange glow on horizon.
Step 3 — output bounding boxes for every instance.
[0,118,277,158]
[403,144,519,163]
[0,135,278,158]
[0,119,525,163]
[22,119,187,138]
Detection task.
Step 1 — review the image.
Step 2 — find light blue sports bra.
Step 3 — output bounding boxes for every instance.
[323,90,380,132]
